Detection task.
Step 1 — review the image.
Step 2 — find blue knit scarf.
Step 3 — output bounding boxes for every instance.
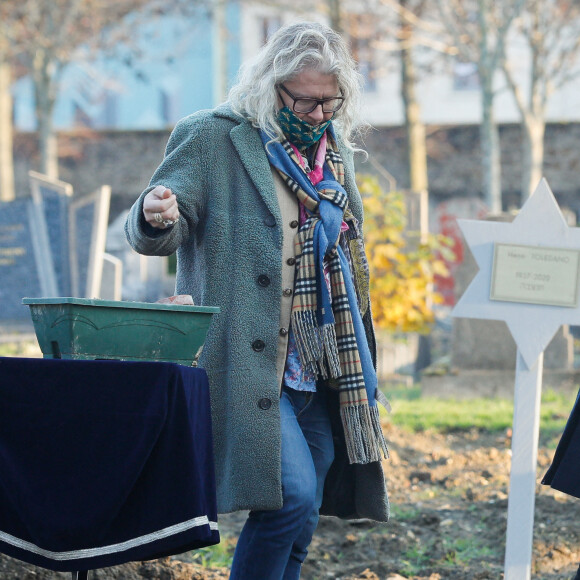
[261,127,388,464]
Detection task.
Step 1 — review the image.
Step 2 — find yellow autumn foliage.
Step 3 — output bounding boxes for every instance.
[358,175,454,334]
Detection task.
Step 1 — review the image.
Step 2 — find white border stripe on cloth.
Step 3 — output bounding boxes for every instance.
[0,516,219,561]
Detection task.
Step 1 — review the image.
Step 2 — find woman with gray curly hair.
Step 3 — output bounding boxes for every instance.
[229,21,365,150]
[125,20,389,580]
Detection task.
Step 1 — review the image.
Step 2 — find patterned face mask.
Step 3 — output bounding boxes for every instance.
[277,106,332,149]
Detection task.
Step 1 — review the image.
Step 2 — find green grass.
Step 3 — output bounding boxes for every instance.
[399,536,498,576]
[389,504,423,522]
[439,536,497,567]
[400,542,432,576]
[179,537,236,568]
[381,383,576,443]
[0,340,41,358]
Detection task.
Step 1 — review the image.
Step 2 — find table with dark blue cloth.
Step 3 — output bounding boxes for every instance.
[542,389,580,498]
[0,357,219,572]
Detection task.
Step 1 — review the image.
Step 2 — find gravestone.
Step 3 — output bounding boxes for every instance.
[0,173,113,326]
[0,199,57,324]
[29,171,73,296]
[451,179,580,579]
[423,211,577,398]
[99,253,123,301]
[69,185,111,298]
[452,242,574,371]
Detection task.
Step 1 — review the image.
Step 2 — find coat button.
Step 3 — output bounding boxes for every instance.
[257,274,270,287]
[290,220,299,228]
[286,257,296,266]
[264,215,276,227]
[258,398,272,410]
[279,328,288,336]
[283,288,293,297]
[252,339,265,352]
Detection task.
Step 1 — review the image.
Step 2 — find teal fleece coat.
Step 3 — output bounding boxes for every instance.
[125,103,389,522]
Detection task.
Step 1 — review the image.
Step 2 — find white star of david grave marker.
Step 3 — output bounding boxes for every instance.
[452,178,580,580]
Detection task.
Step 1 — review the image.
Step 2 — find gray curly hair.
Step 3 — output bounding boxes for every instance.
[228,21,367,151]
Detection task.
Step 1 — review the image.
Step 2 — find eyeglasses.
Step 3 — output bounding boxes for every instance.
[277,84,344,114]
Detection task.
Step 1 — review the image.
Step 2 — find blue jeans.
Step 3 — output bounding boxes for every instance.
[229,386,335,580]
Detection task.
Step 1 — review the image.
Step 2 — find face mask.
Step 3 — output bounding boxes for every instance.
[277,106,332,149]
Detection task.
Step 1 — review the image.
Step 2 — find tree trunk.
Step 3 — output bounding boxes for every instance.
[212,0,228,106]
[0,54,15,201]
[327,0,342,34]
[521,115,545,199]
[399,11,428,194]
[480,75,501,213]
[33,48,59,179]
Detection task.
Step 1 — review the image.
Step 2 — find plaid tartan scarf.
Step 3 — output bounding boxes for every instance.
[261,127,388,464]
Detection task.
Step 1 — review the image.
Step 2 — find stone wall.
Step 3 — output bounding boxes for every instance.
[12,121,580,222]
[361,122,580,214]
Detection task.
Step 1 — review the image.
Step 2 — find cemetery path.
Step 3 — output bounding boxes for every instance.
[1,423,579,579]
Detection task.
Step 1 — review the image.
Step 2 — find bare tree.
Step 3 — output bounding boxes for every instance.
[17,0,165,179]
[437,0,525,213]
[393,0,438,194]
[0,1,26,201]
[363,0,452,196]
[0,46,15,201]
[327,0,344,33]
[7,0,215,180]
[502,0,580,198]
[390,0,429,194]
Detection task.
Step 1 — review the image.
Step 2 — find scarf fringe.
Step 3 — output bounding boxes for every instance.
[291,310,322,375]
[341,404,389,464]
[321,323,342,378]
[292,311,342,379]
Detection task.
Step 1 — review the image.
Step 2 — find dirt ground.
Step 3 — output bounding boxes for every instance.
[210,422,580,580]
[296,423,580,580]
[1,420,579,580]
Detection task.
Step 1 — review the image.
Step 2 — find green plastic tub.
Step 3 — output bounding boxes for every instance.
[22,297,219,366]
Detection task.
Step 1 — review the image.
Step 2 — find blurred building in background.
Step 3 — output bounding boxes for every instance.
[11,3,241,131]
[10,3,580,131]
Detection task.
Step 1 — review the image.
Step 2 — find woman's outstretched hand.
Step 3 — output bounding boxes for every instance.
[143,185,180,228]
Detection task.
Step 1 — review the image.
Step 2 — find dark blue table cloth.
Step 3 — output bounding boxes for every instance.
[542,388,580,498]
[0,357,219,572]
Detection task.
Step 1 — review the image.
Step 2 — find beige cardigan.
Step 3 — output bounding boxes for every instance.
[272,168,299,392]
